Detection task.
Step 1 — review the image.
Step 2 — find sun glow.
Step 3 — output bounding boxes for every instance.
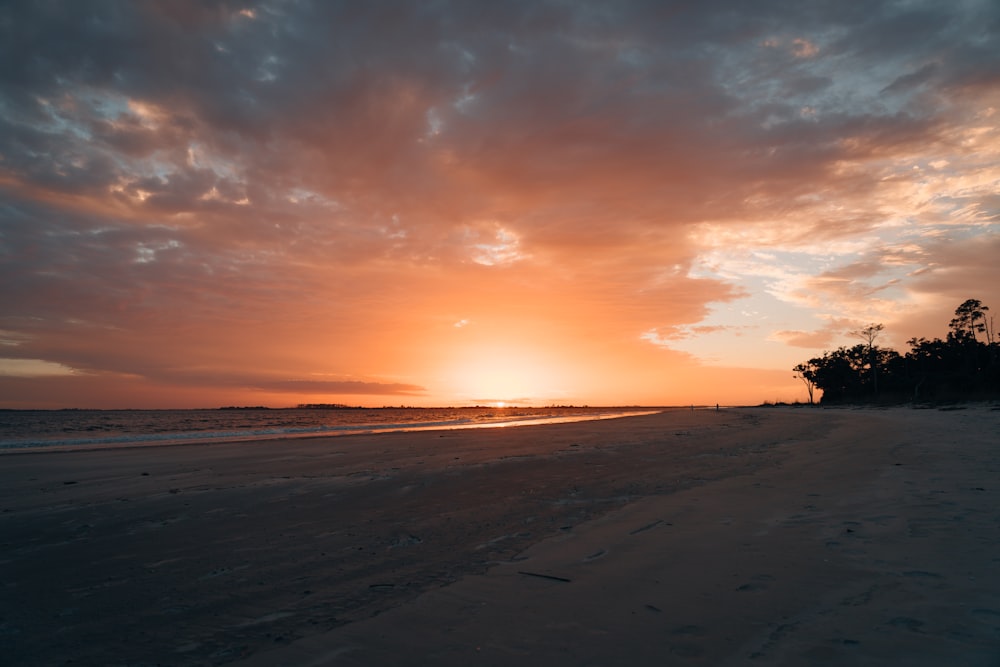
[441,345,570,405]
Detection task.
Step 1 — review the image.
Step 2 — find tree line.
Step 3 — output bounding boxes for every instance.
[793,299,999,404]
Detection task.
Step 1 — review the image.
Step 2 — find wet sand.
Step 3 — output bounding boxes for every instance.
[2,406,999,665]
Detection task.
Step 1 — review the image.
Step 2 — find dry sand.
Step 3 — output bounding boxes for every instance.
[1,406,998,665]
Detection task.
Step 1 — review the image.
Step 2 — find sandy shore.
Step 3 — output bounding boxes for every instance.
[2,406,998,665]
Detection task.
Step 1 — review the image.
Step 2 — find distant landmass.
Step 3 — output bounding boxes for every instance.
[294,403,357,409]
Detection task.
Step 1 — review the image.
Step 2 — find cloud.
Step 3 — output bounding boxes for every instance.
[1,0,998,406]
[768,330,835,349]
[246,379,426,396]
[0,358,77,377]
[641,324,742,347]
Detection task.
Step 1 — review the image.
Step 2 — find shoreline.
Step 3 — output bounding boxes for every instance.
[0,408,662,455]
[3,407,998,665]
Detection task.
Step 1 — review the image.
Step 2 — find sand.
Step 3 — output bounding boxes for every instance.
[1,406,998,665]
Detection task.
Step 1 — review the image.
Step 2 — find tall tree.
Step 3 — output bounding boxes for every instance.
[949,299,989,343]
[851,323,884,395]
[792,362,817,404]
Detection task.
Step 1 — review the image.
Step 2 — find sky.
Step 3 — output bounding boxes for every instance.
[1,0,999,409]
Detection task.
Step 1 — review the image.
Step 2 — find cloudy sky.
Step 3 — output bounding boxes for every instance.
[1,0,998,408]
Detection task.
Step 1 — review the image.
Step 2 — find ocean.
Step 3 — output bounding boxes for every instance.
[0,406,658,452]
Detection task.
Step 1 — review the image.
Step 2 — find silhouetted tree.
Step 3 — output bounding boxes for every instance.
[793,362,817,404]
[800,345,868,403]
[950,299,989,343]
[905,336,961,399]
[851,323,884,395]
[794,300,998,404]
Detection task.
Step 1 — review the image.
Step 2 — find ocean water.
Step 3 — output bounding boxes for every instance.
[0,407,657,452]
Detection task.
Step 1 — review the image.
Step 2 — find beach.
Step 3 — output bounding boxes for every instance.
[2,406,998,665]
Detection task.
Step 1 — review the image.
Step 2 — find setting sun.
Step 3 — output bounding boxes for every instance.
[440,344,571,405]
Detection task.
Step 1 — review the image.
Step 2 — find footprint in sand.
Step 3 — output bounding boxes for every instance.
[669,643,705,658]
[736,573,775,591]
[668,626,707,658]
[971,609,1000,630]
[840,586,876,607]
[887,616,926,632]
[901,570,943,579]
[672,624,706,637]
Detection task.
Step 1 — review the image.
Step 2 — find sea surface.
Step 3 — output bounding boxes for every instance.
[0,406,658,452]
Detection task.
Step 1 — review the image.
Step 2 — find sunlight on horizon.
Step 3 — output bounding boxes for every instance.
[440,345,572,405]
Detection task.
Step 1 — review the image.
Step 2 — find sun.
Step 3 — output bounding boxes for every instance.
[440,345,568,405]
